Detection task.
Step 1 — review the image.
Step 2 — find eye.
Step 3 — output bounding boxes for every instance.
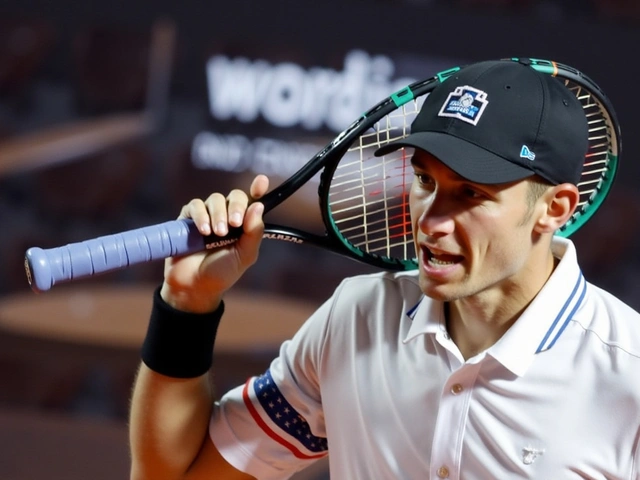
[462,185,485,199]
[414,173,435,190]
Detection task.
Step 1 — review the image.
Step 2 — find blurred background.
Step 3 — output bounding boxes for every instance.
[0,0,638,478]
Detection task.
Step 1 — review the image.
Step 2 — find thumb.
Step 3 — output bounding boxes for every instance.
[250,174,270,200]
[234,201,265,266]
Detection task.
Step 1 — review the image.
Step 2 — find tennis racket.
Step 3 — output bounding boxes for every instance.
[24,57,621,293]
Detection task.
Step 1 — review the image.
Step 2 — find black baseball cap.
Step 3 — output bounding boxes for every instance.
[375,59,589,185]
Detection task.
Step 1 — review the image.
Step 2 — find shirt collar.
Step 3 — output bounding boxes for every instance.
[403,294,445,343]
[402,237,586,376]
[490,237,586,376]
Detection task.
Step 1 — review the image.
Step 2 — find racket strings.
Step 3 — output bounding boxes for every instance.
[567,80,616,212]
[327,101,420,262]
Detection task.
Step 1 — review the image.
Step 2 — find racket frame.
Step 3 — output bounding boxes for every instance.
[23,58,621,292]
[512,58,620,238]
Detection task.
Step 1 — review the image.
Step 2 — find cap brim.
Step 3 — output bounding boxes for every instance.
[374,131,535,184]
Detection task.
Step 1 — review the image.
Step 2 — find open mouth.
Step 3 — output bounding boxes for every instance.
[424,247,464,268]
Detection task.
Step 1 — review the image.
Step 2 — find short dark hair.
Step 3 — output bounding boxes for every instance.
[526,176,553,208]
[517,176,554,227]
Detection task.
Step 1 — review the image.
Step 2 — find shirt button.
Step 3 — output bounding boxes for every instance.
[437,466,450,478]
[451,383,464,395]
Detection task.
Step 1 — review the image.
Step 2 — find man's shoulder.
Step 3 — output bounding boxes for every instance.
[319,270,429,347]
[327,270,424,316]
[585,281,640,319]
[577,281,640,356]
[338,269,421,295]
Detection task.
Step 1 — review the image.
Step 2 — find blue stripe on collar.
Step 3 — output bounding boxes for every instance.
[536,272,587,353]
[406,297,423,320]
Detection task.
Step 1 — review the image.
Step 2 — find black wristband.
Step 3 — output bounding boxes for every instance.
[141,286,224,378]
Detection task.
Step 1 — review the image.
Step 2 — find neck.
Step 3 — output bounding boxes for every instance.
[447,250,558,360]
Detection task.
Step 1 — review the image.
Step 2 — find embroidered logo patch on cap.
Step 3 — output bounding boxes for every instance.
[438,85,489,126]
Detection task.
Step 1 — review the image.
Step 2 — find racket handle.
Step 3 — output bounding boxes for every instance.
[24,219,231,293]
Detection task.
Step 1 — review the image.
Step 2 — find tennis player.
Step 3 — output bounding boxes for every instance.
[129,60,640,479]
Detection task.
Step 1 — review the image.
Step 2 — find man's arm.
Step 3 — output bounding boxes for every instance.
[129,175,269,480]
[129,364,254,480]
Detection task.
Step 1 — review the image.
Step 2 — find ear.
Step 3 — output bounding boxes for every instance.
[533,183,580,234]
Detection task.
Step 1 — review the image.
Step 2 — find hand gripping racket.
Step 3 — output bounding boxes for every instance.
[24,57,621,293]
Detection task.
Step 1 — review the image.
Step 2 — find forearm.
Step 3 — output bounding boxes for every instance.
[128,286,223,480]
[129,365,214,480]
[127,180,267,480]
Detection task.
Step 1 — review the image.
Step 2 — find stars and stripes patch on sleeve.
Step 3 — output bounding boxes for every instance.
[242,369,328,459]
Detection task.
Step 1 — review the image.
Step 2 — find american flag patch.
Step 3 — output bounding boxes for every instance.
[242,369,328,459]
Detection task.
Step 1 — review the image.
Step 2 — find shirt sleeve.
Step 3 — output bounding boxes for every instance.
[209,296,333,480]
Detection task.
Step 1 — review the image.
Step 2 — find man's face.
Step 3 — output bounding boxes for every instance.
[409,150,543,303]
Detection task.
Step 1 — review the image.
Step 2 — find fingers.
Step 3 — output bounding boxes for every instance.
[203,189,246,236]
[179,198,213,235]
[234,201,265,267]
[249,174,269,200]
[165,176,267,302]
[243,201,265,237]
[179,175,269,238]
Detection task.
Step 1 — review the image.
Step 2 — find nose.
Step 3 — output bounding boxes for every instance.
[416,192,456,237]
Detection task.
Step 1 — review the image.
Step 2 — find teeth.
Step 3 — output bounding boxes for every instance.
[428,257,455,266]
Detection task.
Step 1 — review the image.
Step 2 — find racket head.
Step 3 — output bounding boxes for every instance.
[519,58,621,238]
[314,58,620,271]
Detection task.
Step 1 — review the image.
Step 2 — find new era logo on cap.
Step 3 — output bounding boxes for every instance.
[438,85,489,126]
[520,145,536,161]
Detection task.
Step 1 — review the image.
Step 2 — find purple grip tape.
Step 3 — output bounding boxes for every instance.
[24,219,204,293]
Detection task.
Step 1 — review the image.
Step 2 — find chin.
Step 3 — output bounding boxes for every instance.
[419,278,457,302]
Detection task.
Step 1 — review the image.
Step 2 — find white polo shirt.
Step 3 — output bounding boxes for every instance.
[210,237,640,479]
